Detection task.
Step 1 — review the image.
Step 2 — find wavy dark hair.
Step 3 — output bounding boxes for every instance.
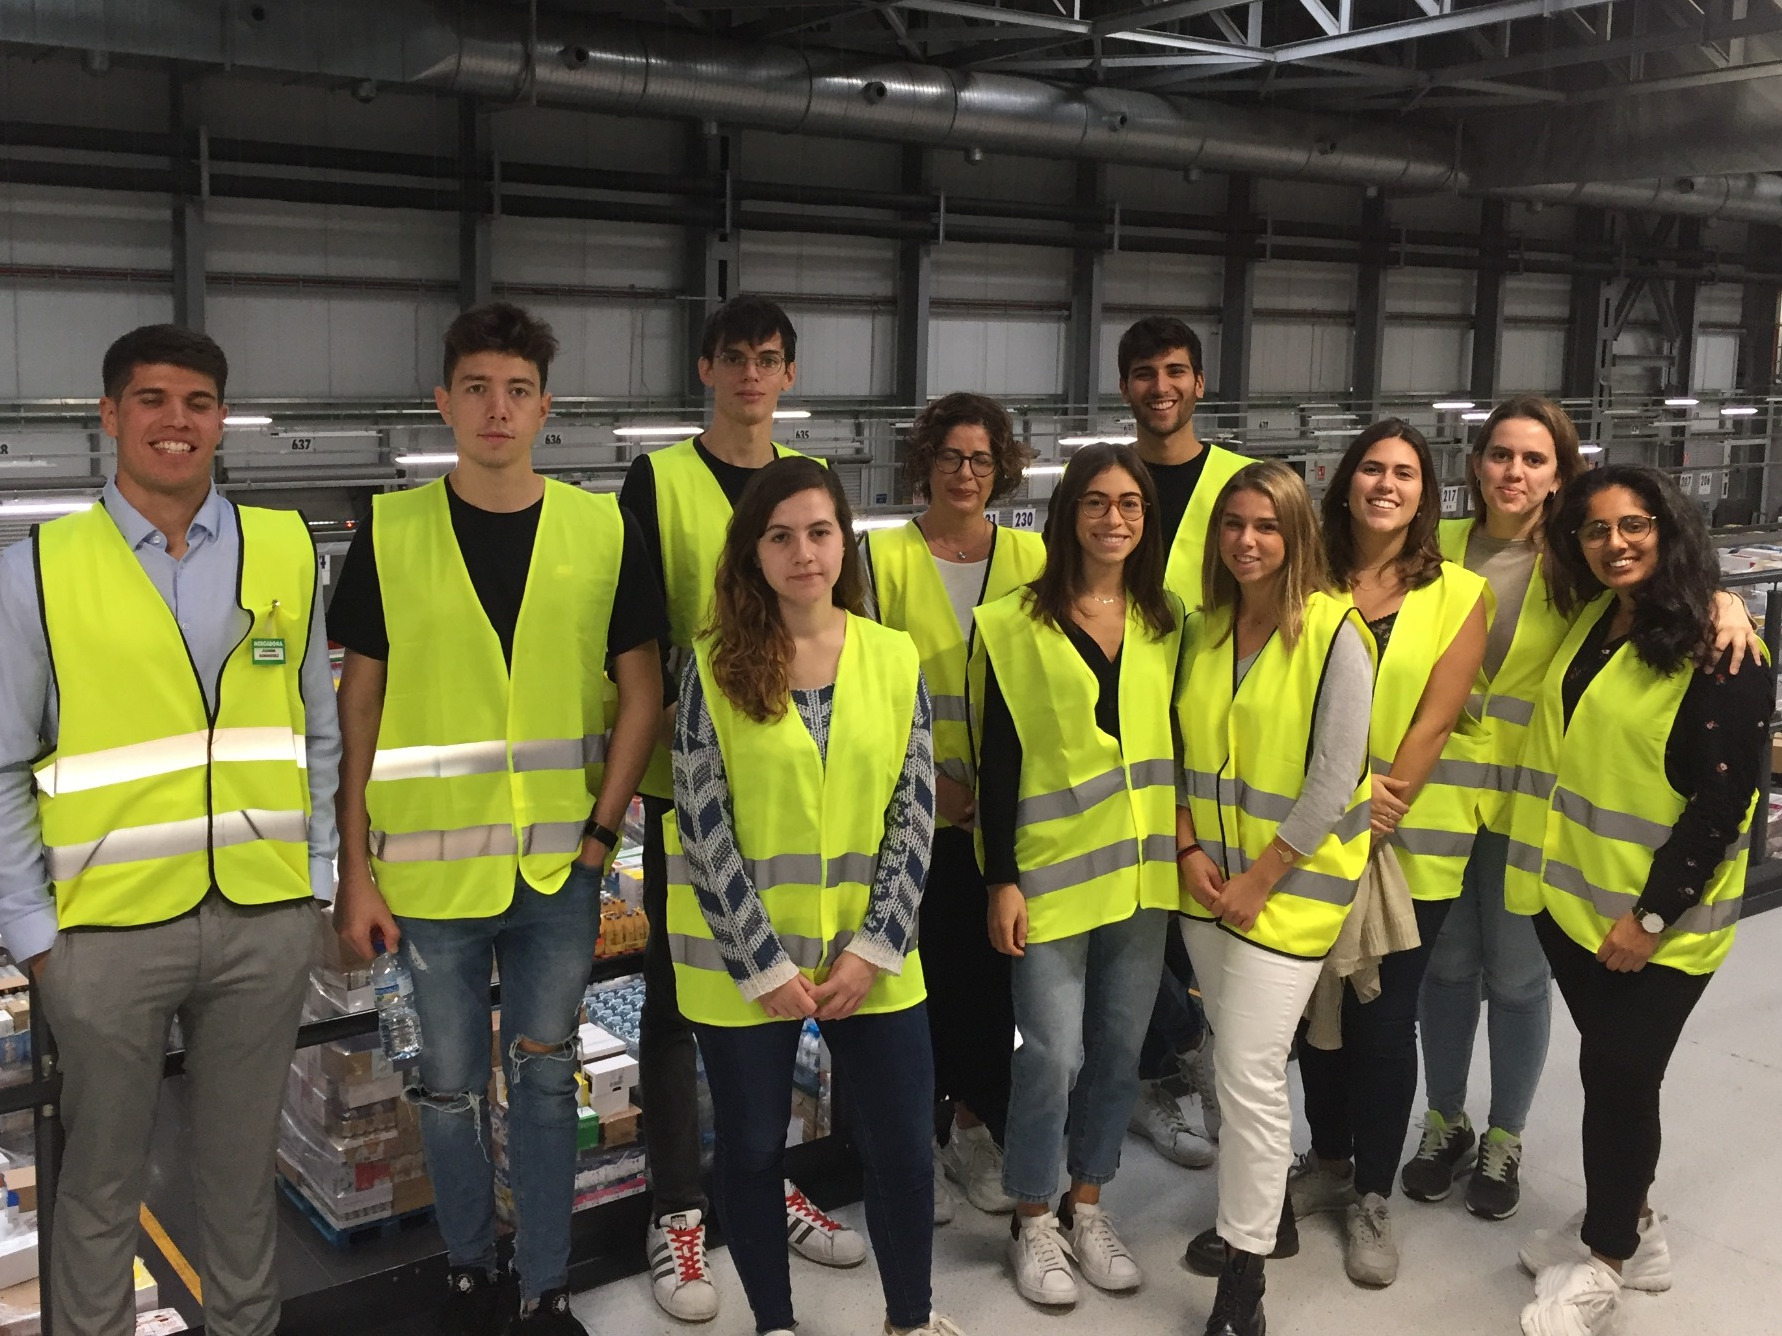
[443,302,559,390]
[1544,465,1718,674]
[1026,442,1174,639]
[706,457,865,722]
[1467,395,1585,534]
[903,391,1031,504]
[1323,418,1445,591]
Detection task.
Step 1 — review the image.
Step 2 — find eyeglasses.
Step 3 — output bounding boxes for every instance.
[936,448,996,477]
[1079,493,1147,520]
[712,349,787,374]
[1577,514,1656,546]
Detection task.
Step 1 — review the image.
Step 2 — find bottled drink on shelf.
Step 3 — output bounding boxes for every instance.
[371,935,423,1063]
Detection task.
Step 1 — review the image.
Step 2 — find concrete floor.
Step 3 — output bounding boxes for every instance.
[570,909,1782,1336]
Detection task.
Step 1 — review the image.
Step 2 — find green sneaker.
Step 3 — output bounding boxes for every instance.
[1466,1127,1523,1220]
[1400,1109,1476,1202]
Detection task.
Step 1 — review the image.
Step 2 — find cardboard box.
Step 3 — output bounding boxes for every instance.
[391,1174,434,1217]
[575,1106,601,1152]
[318,1036,392,1085]
[600,1103,640,1148]
[0,1233,34,1290]
[577,1023,626,1063]
[1,1169,32,1215]
[583,1055,637,1117]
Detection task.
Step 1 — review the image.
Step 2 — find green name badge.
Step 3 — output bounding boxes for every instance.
[251,638,287,665]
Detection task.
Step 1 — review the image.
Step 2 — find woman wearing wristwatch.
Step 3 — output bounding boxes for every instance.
[1174,461,1375,1336]
[1506,466,1769,1336]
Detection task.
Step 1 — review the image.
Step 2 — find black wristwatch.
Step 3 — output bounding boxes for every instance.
[583,819,620,851]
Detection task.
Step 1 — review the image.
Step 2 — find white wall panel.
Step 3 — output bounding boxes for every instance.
[740,233,897,298]
[931,243,1070,304]
[776,307,895,400]
[1381,326,1468,394]
[1504,273,1572,322]
[929,317,1066,399]
[1251,260,1353,394]
[493,216,682,291]
[208,289,459,399]
[1256,260,1353,313]
[0,288,173,399]
[0,184,169,270]
[1695,334,1739,392]
[1500,328,1566,394]
[208,200,454,280]
[1102,251,1222,310]
[523,299,680,399]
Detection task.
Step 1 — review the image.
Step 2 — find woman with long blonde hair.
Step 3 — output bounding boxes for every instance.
[1175,462,1375,1336]
[664,456,965,1336]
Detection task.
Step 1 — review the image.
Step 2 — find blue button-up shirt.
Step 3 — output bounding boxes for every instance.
[0,480,341,960]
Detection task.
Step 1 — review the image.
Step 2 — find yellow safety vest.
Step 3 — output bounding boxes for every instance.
[640,437,812,800]
[366,479,621,919]
[972,590,1183,944]
[864,520,1046,827]
[662,614,927,1026]
[1505,597,1753,974]
[1369,564,1490,901]
[1163,443,1250,613]
[1177,592,1375,958]
[33,502,315,928]
[1439,518,1572,833]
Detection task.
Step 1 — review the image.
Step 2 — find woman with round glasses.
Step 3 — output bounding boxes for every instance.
[975,442,1180,1309]
[1283,421,1487,1287]
[1508,466,1768,1336]
[1175,461,1374,1336]
[1408,398,1758,1224]
[861,392,1044,1222]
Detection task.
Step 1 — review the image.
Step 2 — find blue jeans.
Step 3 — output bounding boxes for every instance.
[398,865,601,1301]
[1002,908,1167,1203]
[694,1005,935,1334]
[1418,830,1553,1134]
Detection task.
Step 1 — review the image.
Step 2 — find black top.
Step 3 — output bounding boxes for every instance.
[978,618,1124,886]
[1367,610,1399,658]
[326,476,666,669]
[1148,449,1213,551]
[1559,609,1773,928]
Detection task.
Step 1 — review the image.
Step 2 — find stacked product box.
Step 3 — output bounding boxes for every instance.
[789,1019,833,1146]
[277,1035,432,1231]
[584,976,714,1166]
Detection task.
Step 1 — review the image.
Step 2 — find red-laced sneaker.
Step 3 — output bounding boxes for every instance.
[646,1209,720,1322]
[784,1180,868,1267]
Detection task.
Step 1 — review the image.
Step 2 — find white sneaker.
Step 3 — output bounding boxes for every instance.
[938,1121,1017,1213]
[1344,1192,1399,1287]
[1064,1201,1143,1292]
[1008,1211,1079,1306]
[646,1209,720,1322]
[1287,1149,1356,1217]
[1519,1258,1622,1336]
[884,1316,969,1336]
[785,1180,868,1267]
[932,1150,956,1226]
[1519,1209,1673,1293]
[1181,1033,1221,1142]
[1129,1079,1215,1168]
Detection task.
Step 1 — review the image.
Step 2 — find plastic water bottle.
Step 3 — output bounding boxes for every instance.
[371,935,423,1063]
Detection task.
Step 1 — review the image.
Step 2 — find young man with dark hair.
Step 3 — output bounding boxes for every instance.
[618,294,868,1323]
[331,301,666,1336]
[1114,316,1246,1176]
[0,325,340,1336]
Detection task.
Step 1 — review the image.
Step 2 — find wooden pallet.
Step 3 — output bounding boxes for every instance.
[277,1174,433,1250]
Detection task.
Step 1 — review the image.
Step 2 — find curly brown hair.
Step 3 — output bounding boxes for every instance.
[903,391,1031,505]
[707,457,865,723]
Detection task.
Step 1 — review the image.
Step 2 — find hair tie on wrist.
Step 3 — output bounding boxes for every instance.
[1176,843,1203,862]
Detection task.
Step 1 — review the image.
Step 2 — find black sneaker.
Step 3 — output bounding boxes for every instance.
[511,1288,588,1336]
[1400,1110,1477,1203]
[1464,1127,1523,1220]
[1202,1247,1266,1336]
[439,1266,506,1336]
[1185,1197,1296,1277]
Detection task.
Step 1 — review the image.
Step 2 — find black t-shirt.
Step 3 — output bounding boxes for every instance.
[1148,450,1212,551]
[326,477,666,669]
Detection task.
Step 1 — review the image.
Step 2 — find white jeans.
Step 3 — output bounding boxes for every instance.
[1180,918,1324,1255]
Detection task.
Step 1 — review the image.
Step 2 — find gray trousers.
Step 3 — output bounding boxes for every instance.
[38,894,323,1336]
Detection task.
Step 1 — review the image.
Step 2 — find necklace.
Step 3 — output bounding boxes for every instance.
[1082,592,1121,606]
[918,516,990,562]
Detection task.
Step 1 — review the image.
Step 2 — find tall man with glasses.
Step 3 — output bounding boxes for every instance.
[619,294,868,1323]
[1116,316,1250,1175]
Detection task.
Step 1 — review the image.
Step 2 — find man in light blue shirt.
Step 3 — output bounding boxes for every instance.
[0,324,340,1336]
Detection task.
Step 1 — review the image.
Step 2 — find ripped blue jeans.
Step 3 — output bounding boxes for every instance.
[397,864,601,1300]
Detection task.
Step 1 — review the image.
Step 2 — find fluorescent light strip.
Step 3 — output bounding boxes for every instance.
[1432,401,1476,411]
[1664,397,1699,407]
[394,453,458,466]
[1721,406,1760,416]
[772,409,811,420]
[1460,411,1491,422]
[1024,464,1066,477]
[0,498,96,516]
[224,414,273,427]
[852,515,907,532]
[1056,435,1137,447]
[613,425,702,438]
[0,459,49,469]
[1579,444,1604,455]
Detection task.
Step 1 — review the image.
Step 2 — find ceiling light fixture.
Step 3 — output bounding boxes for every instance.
[224,414,274,427]
[0,497,96,516]
[613,425,703,437]
[393,452,458,466]
[1432,401,1475,412]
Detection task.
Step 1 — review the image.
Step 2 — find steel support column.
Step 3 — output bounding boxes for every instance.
[1352,191,1388,412]
[1218,173,1255,408]
[170,78,204,331]
[1065,161,1107,424]
[457,98,492,312]
[893,145,932,408]
[1562,207,1611,400]
[1739,223,1782,396]
[1469,198,1507,401]
[683,125,740,398]
[1667,218,1702,396]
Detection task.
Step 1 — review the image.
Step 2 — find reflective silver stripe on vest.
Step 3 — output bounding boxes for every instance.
[1466,691,1487,718]
[34,727,307,798]
[1512,766,1557,801]
[370,818,583,863]
[1128,757,1177,790]
[1543,859,1742,936]
[1184,767,1366,841]
[1020,838,1140,899]
[1484,695,1536,727]
[1201,842,1358,906]
[44,807,308,881]
[512,735,608,772]
[1016,765,1126,827]
[1333,800,1372,843]
[1391,827,1477,858]
[669,927,884,975]
[1370,756,1501,790]
[930,693,970,724]
[370,740,508,782]
[1505,838,1544,874]
[1551,786,1673,850]
[663,851,879,889]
